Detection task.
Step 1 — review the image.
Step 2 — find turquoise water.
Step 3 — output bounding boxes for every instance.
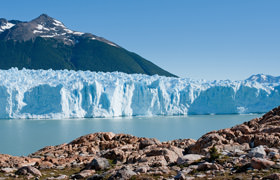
[0,114,260,156]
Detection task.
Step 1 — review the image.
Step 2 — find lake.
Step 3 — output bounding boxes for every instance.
[0,114,261,156]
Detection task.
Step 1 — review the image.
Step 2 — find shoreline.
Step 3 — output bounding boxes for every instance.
[1,106,280,179]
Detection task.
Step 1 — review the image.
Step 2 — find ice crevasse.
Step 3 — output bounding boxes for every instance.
[0,68,279,119]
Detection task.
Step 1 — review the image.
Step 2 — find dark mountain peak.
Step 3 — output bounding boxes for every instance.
[34,14,54,22]
[0,14,119,47]
[31,14,65,28]
[38,13,51,19]
[0,14,176,77]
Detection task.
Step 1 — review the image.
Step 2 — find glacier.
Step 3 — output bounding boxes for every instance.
[0,68,280,119]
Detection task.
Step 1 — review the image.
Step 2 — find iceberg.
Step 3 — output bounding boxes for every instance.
[0,68,279,119]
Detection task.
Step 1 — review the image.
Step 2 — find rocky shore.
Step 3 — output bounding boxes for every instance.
[2,106,280,179]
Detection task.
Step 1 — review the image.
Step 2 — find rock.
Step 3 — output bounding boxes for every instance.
[197,162,221,171]
[46,175,68,180]
[177,154,204,165]
[87,174,104,180]
[251,157,275,169]
[263,173,280,180]
[85,157,110,170]
[139,155,168,167]
[109,166,136,180]
[248,146,266,158]
[163,149,180,163]
[15,166,42,177]
[145,147,179,163]
[38,161,55,169]
[0,167,16,173]
[174,172,186,180]
[102,149,127,162]
[135,166,148,173]
[269,151,280,160]
[184,176,195,180]
[139,138,160,149]
[72,170,95,179]
[235,163,251,173]
[232,124,251,134]
[222,143,249,153]
[103,132,115,140]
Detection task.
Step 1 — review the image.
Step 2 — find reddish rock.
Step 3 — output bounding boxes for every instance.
[72,169,95,179]
[197,162,222,171]
[251,157,275,170]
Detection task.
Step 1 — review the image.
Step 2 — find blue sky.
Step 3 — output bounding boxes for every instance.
[1,0,279,80]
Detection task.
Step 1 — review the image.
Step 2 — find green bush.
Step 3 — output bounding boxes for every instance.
[209,145,220,162]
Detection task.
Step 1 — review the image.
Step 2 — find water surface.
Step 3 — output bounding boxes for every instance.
[0,114,260,156]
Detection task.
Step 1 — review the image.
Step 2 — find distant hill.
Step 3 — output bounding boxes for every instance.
[0,14,176,77]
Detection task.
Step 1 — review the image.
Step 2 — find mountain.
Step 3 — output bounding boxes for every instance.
[0,14,176,77]
[246,74,280,83]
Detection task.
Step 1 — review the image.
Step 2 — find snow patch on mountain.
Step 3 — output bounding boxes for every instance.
[0,22,15,32]
[246,74,280,83]
[0,68,279,119]
[0,14,118,47]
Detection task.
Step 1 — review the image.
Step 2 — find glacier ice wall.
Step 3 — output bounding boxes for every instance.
[0,68,280,119]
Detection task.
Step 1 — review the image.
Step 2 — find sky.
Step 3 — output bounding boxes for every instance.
[1,0,279,80]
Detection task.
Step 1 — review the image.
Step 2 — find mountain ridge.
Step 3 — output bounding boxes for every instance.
[0,14,176,77]
[246,74,280,83]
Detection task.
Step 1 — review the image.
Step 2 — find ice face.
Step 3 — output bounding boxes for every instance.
[0,68,279,119]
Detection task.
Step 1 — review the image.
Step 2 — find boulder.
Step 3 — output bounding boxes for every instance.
[145,147,180,163]
[177,154,204,165]
[139,138,160,149]
[85,157,110,170]
[72,169,95,179]
[46,175,68,180]
[0,167,16,173]
[109,166,136,180]
[197,162,221,171]
[251,157,275,169]
[102,149,127,162]
[38,161,55,169]
[135,166,149,173]
[15,166,42,177]
[248,145,266,158]
[268,152,280,160]
[174,172,186,180]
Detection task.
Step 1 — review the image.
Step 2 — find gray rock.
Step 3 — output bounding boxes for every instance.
[85,157,110,170]
[177,154,204,165]
[135,166,148,173]
[109,166,136,180]
[0,167,16,173]
[197,162,221,171]
[72,170,95,179]
[46,175,68,180]
[174,172,186,180]
[248,145,266,158]
[15,166,42,177]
